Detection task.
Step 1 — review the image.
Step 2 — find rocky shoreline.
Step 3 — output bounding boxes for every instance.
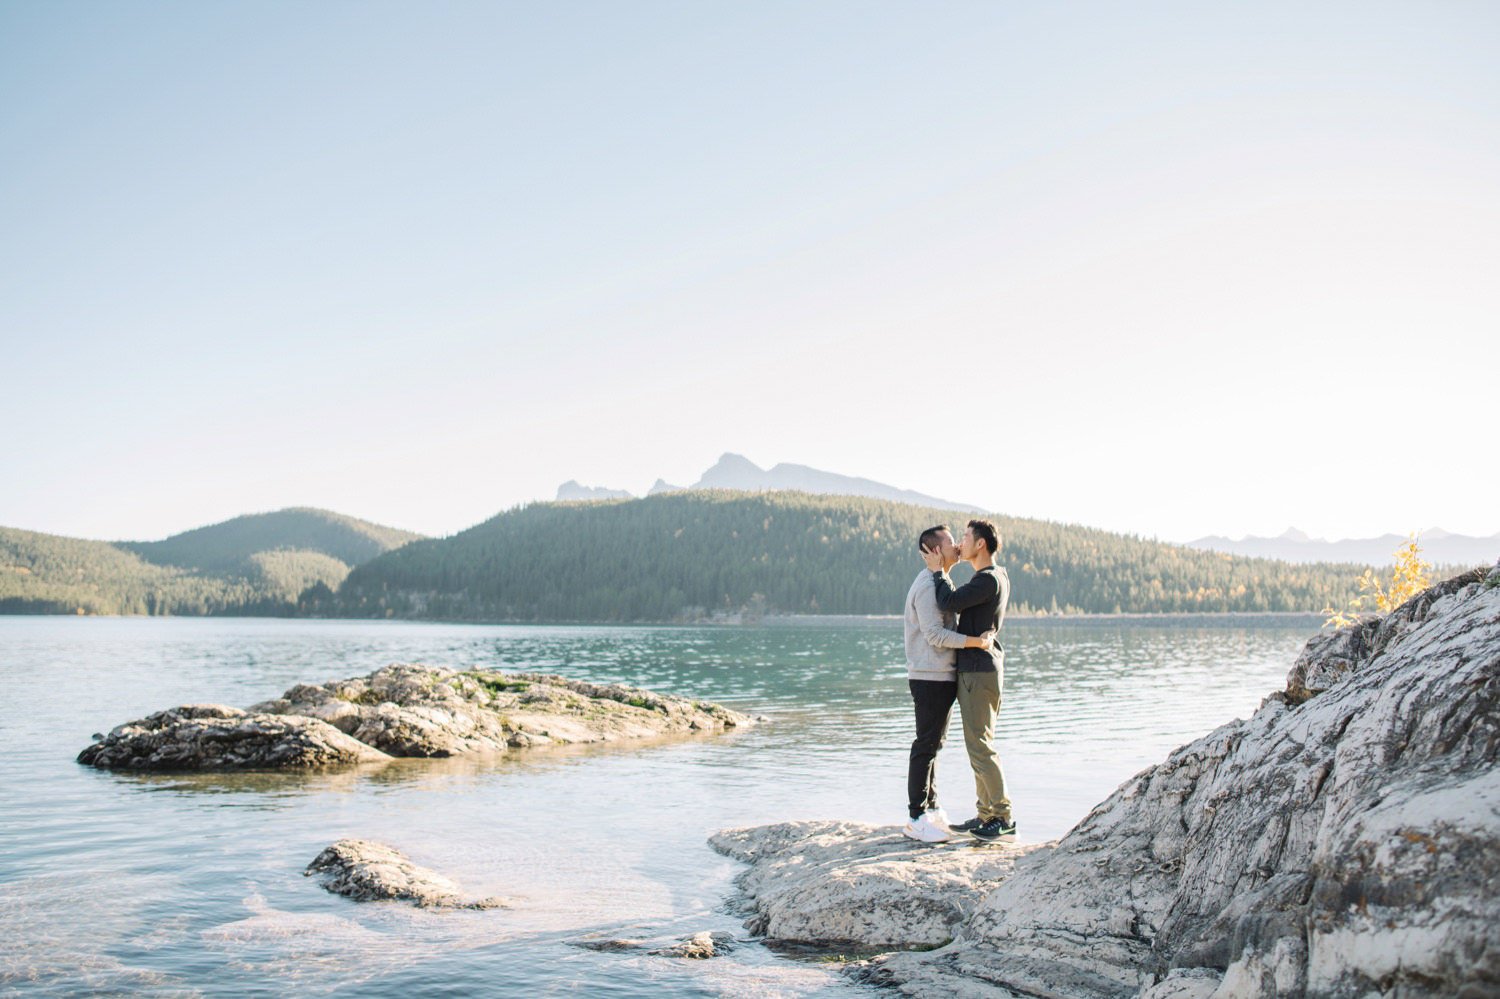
[79,663,751,770]
[713,566,1500,998]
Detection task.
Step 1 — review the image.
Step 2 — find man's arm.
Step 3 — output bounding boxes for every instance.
[932,569,999,613]
[912,582,968,649]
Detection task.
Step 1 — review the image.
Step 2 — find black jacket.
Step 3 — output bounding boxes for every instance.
[932,564,1010,673]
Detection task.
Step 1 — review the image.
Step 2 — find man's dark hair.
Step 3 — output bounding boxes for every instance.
[968,518,1000,555]
[917,525,949,554]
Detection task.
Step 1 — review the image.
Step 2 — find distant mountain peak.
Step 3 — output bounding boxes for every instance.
[1188,527,1498,567]
[695,453,767,489]
[556,452,982,512]
[685,452,979,511]
[556,481,632,502]
[714,452,759,470]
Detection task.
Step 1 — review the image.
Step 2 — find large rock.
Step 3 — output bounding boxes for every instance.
[304,839,508,909]
[249,664,750,757]
[709,820,1045,949]
[717,566,1500,998]
[77,704,391,770]
[81,664,751,769]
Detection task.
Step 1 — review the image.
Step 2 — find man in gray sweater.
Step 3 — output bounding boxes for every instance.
[902,524,994,843]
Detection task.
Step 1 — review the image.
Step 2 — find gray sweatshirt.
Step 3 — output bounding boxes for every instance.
[904,569,969,681]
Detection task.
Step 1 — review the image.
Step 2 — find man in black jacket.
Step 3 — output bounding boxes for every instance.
[920,518,1014,841]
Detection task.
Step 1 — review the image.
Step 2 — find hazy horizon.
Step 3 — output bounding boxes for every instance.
[6,473,1494,550]
[4,2,1496,544]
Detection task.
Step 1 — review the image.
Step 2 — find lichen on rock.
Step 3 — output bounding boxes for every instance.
[249,664,751,757]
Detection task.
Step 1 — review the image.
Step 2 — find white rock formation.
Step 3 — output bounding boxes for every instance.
[709,821,1045,949]
[717,566,1500,998]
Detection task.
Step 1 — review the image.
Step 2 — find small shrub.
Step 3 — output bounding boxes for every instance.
[1324,536,1433,628]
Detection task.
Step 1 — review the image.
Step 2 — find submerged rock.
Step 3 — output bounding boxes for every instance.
[709,820,1042,949]
[571,937,650,953]
[650,931,737,958]
[80,664,750,769]
[718,566,1500,998]
[570,930,737,958]
[304,839,509,909]
[76,704,391,770]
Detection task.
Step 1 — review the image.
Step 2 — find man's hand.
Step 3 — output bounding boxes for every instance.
[921,545,944,573]
[964,630,997,650]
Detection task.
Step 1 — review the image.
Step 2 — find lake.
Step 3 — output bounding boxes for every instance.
[0,615,1315,996]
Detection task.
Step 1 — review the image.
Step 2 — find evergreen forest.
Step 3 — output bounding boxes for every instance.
[1,492,1397,620]
[332,491,1368,621]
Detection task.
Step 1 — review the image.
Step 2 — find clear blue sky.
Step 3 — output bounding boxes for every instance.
[3,1,1497,542]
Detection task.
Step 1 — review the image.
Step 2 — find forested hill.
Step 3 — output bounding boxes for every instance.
[332,491,1362,621]
[0,509,422,615]
[121,508,422,572]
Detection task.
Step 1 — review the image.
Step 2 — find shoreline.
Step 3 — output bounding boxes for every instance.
[0,610,1328,628]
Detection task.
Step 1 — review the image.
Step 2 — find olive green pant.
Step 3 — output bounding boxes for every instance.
[957,670,1011,823]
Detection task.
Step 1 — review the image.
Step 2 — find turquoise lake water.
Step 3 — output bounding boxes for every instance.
[0,616,1315,996]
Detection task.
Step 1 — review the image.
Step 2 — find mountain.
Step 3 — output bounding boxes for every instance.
[556,453,977,510]
[1,508,422,616]
[690,453,980,510]
[122,507,422,572]
[333,491,1360,622]
[556,481,632,502]
[1187,528,1499,568]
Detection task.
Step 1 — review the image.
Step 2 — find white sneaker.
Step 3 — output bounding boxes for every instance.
[902,810,952,843]
[926,807,952,833]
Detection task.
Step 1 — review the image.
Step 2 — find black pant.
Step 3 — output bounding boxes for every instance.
[908,679,958,819]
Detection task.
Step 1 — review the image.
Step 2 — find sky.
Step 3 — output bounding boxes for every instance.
[2,1,1497,544]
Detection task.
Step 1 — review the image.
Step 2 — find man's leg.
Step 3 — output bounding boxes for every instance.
[956,671,1011,822]
[907,679,958,818]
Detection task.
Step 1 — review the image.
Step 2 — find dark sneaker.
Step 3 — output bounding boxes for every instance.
[971,817,1017,842]
[950,816,984,834]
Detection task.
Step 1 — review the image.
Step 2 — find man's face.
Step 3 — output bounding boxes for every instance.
[957,526,978,561]
[935,529,959,567]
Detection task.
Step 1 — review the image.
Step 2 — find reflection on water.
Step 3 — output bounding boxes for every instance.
[0,616,1312,996]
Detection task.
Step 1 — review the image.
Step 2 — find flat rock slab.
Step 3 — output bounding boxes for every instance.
[80,664,751,770]
[77,704,392,770]
[304,839,509,910]
[709,820,1045,949]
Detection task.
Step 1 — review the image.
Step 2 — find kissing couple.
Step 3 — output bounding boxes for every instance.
[901,518,1015,843]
